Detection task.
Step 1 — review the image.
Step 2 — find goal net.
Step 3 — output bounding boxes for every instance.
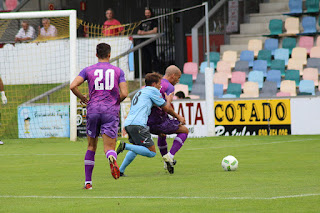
[0,10,137,141]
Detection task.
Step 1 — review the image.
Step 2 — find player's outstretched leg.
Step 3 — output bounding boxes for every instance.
[106,150,120,179]
[84,150,95,189]
[163,132,188,174]
[119,151,137,176]
[115,140,125,154]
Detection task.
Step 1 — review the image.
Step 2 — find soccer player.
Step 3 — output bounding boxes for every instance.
[116,72,185,176]
[0,76,7,145]
[70,43,128,189]
[147,65,189,174]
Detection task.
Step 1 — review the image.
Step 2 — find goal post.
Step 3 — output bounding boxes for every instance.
[0,10,77,141]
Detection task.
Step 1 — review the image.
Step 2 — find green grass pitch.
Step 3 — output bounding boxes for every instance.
[0,135,319,212]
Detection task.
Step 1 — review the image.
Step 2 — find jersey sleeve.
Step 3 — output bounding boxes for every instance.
[78,68,87,81]
[119,69,126,83]
[150,89,166,107]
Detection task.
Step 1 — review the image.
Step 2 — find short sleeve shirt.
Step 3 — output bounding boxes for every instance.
[15,26,36,39]
[40,25,57,37]
[139,19,158,32]
[78,62,126,115]
[124,86,166,127]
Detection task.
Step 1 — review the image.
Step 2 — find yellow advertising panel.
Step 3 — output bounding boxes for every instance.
[215,99,291,125]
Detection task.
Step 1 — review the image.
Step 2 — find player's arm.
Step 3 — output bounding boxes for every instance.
[138,27,158,35]
[161,93,185,125]
[119,81,128,102]
[70,76,88,105]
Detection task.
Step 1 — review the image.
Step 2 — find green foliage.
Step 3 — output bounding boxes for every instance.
[0,135,319,212]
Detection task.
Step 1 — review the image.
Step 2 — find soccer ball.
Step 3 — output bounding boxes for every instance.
[221,155,238,171]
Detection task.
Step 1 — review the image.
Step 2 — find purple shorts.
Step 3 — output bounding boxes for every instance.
[86,113,119,138]
[148,115,180,135]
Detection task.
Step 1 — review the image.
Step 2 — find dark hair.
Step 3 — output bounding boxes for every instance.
[106,8,114,14]
[144,7,153,16]
[96,43,111,59]
[145,72,162,86]
[175,91,185,99]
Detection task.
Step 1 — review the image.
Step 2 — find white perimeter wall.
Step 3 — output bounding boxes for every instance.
[291,96,320,135]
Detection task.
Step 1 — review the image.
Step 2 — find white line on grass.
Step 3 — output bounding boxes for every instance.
[0,193,319,200]
[185,138,316,151]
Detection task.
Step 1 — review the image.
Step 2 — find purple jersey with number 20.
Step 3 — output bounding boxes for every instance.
[78,62,126,116]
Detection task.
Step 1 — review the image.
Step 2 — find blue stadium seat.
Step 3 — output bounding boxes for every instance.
[248,71,264,88]
[240,50,254,67]
[253,60,268,77]
[200,61,215,73]
[274,48,289,65]
[299,80,315,95]
[214,84,224,98]
[300,16,317,34]
[222,94,237,98]
[288,0,303,14]
[266,70,282,88]
[264,38,279,55]
[307,58,320,74]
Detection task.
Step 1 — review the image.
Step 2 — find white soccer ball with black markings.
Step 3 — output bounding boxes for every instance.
[221,155,238,171]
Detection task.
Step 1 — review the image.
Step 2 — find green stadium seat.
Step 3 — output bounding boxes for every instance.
[226,83,242,98]
[179,74,193,92]
[258,49,272,67]
[282,37,296,55]
[285,70,300,86]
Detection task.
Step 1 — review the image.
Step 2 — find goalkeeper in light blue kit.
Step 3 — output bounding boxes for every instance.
[116,72,185,176]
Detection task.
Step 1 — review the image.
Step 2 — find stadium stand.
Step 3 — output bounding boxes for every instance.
[279,80,297,96]
[283,17,300,35]
[260,81,278,97]
[258,49,272,66]
[213,72,229,90]
[231,71,246,88]
[222,50,237,68]
[216,61,232,78]
[299,80,315,95]
[271,59,286,76]
[282,37,297,55]
[240,50,254,67]
[274,48,290,65]
[300,16,317,35]
[264,38,279,55]
[285,69,300,86]
[298,36,314,54]
[305,0,319,13]
[241,81,259,98]
[183,62,198,81]
[253,60,268,76]
[248,70,264,88]
[266,69,282,88]
[234,61,249,76]
[248,39,263,57]
[288,58,304,75]
[303,68,319,86]
[226,83,242,98]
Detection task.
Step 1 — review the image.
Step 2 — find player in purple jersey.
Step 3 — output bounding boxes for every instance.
[70,43,128,189]
[147,65,189,174]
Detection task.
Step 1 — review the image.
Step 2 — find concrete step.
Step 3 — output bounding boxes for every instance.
[259,2,289,13]
[230,34,266,45]
[249,13,287,24]
[240,22,269,35]
[220,44,247,56]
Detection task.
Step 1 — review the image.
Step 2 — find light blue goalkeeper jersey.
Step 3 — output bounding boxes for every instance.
[124,86,166,127]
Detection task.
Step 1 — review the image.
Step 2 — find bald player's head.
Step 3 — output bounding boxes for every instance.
[164,65,181,86]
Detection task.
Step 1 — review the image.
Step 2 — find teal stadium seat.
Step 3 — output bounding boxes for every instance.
[258,49,272,66]
[209,52,220,67]
[226,83,242,97]
[271,59,286,76]
[179,74,193,92]
[285,70,300,86]
[282,37,296,55]
[306,0,319,13]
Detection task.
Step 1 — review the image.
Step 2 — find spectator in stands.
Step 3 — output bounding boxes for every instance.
[39,18,57,38]
[15,20,36,42]
[175,91,186,99]
[103,8,123,36]
[137,7,160,75]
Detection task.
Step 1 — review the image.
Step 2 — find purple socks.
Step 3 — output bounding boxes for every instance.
[84,150,95,183]
[158,136,168,156]
[170,133,188,155]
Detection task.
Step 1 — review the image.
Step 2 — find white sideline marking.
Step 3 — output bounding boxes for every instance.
[185,138,316,151]
[0,139,316,155]
[0,193,319,200]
